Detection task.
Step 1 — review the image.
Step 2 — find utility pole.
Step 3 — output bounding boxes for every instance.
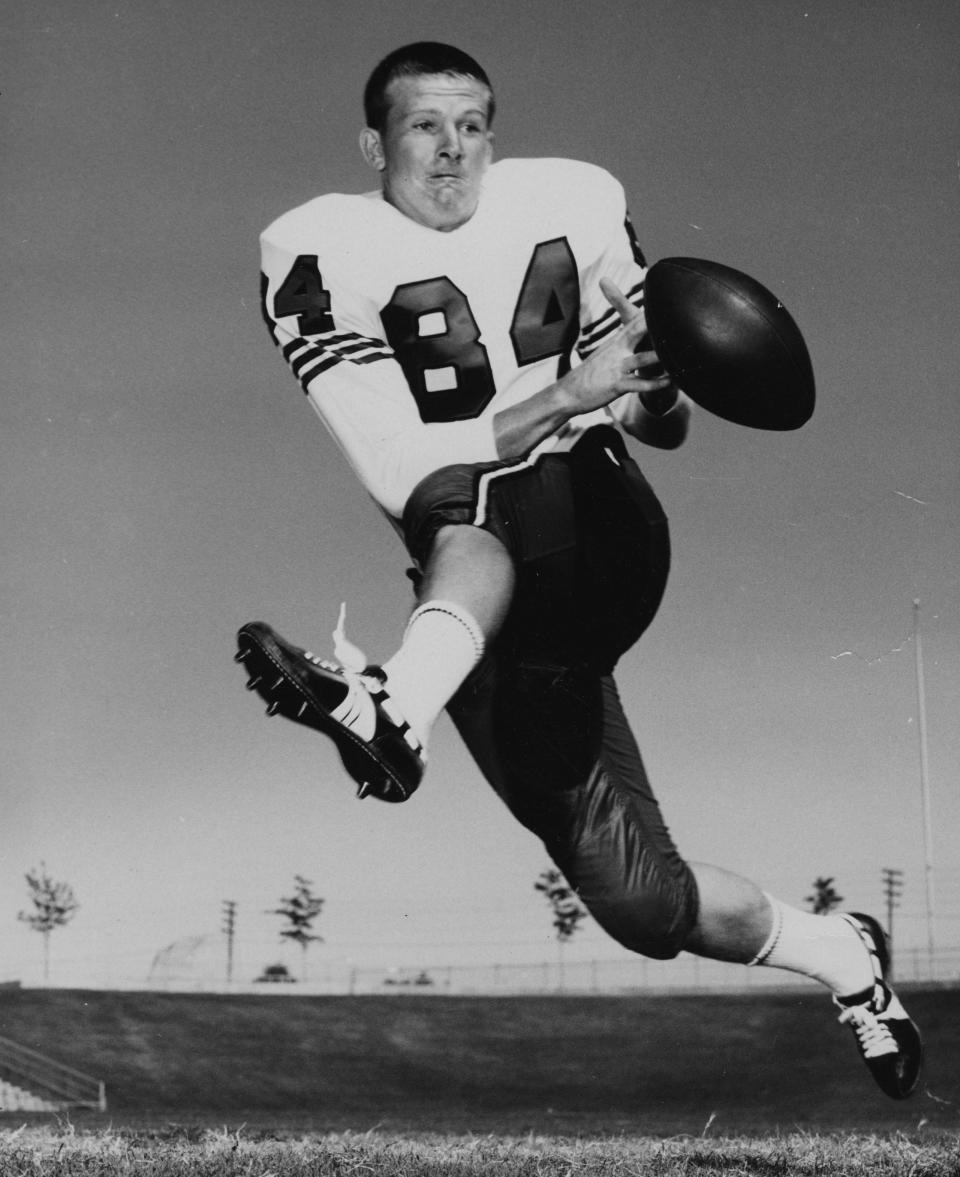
[222,900,237,985]
[912,599,936,975]
[881,868,904,961]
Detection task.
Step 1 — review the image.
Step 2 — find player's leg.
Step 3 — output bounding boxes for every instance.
[414,521,515,637]
[234,423,657,803]
[449,656,699,960]
[683,862,876,990]
[681,864,922,1098]
[380,521,514,748]
[442,426,693,956]
[594,680,923,1100]
[446,428,921,1096]
[235,459,516,802]
[236,431,658,802]
[679,864,769,960]
[454,656,921,1099]
[380,426,656,755]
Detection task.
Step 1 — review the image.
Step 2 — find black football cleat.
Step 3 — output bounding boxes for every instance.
[834,912,923,1100]
[235,621,424,803]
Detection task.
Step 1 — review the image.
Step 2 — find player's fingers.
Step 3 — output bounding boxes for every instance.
[625,350,667,382]
[639,383,680,416]
[630,346,663,373]
[600,277,642,326]
[621,372,674,394]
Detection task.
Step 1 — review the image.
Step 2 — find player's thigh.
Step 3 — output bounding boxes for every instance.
[565,426,671,672]
[484,427,671,670]
[402,450,583,664]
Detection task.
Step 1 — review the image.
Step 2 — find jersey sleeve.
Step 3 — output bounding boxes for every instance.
[574,171,648,366]
[566,168,686,437]
[259,229,500,520]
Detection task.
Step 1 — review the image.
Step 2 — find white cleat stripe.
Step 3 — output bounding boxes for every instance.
[330,679,377,742]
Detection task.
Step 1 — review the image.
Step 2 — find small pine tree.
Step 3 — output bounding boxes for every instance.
[270,875,324,980]
[18,864,79,984]
[535,866,588,992]
[535,868,587,942]
[805,876,844,915]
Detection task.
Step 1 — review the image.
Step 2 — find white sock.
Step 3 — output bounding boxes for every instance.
[749,894,874,998]
[381,601,485,746]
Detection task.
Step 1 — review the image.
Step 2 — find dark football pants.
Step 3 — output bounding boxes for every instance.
[402,425,699,959]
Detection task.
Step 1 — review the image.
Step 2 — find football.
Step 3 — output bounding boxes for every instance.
[643,257,815,430]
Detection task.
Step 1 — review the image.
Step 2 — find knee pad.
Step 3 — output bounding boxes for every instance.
[580,878,698,961]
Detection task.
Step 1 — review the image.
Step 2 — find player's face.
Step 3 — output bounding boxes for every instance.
[362,74,494,232]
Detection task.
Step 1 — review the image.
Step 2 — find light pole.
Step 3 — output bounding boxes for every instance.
[881,867,903,977]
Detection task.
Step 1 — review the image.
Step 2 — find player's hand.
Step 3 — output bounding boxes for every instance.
[564,279,675,413]
[494,280,678,461]
[601,278,681,413]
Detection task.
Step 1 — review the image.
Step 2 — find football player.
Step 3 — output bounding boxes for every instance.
[238,42,922,1099]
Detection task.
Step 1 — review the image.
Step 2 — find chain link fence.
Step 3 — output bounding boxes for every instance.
[132,944,960,997]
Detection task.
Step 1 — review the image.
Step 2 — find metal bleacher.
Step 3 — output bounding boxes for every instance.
[0,1035,106,1113]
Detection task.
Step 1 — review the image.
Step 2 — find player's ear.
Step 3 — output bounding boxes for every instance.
[359,127,385,171]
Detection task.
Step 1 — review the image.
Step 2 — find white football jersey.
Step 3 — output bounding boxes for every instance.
[260,158,648,518]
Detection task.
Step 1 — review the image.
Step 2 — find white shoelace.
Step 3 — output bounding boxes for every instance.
[332,602,369,672]
[308,606,424,757]
[837,1003,899,1059]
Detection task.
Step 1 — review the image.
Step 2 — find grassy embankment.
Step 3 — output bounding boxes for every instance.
[1,986,958,1138]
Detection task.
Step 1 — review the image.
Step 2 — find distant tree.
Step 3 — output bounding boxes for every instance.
[18,864,79,984]
[270,875,324,980]
[535,867,587,990]
[805,876,844,915]
[535,867,588,942]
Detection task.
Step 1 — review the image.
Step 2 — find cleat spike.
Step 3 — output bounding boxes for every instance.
[297,701,310,718]
[246,676,262,691]
[266,700,281,716]
[271,676,285,691]
[356,781,375,800]
[234,649,249,663]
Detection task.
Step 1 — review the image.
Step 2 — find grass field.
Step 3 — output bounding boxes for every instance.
[1,987,958,1173]
[2,1123,959,1175]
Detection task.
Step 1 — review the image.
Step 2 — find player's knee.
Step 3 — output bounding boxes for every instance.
[429,522,512,573]
[585,876,698,961]
[421,524,515,637]
[402,462,498,568]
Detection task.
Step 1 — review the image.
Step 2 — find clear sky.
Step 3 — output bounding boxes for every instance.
[2,1,958,989]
